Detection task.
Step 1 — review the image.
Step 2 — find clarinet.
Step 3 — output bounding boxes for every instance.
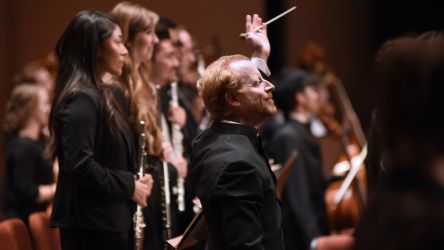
[134,121,146,250]
[160,114,172,249]
[170,81,186,212]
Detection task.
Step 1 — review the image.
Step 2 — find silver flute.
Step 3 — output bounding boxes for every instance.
[133,121,146,250]
[160,114,173,249]
[170,81,186,212]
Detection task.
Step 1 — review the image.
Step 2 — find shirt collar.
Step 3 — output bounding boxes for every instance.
[211,121,259,141]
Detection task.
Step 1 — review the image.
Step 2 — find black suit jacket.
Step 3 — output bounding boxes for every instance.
[50,89,136,232]
[191,122,284,250]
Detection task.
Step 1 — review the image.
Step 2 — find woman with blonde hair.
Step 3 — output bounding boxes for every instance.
[110,2,184,249]
[110,1,163,156]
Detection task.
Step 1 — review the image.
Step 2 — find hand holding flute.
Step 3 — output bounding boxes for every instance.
[132,174,153,207]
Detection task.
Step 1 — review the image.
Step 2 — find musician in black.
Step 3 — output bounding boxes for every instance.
[269,70,355,250]
[268,70,329,250]
[110,3,174,250]
[49,10,152,250]
[353,32,444,250]
[2,84,55,224]
[149,18,192,238]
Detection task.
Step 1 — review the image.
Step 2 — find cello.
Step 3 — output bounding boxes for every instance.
[298,42,368,233]
[322,71,368,234]
[323,69,367,233]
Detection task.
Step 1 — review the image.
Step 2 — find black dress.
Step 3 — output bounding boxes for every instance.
[2,134,54,223]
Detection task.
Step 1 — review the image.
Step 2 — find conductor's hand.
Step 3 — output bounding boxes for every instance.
[245,14,270,62]
[132,174,153,207]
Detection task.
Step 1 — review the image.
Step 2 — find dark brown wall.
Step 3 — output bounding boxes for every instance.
[8,0,263,76]
[0,0,12,185]
[2,0,373,121]
[286,0,373,127]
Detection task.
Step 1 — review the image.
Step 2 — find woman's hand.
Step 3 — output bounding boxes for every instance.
[132,174,153,207]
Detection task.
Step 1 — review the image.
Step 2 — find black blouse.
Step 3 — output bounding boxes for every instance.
[2,134,54,222]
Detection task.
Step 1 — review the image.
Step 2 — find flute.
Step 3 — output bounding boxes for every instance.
[160,114,173,249]
[170,81,186,213]
[133,121,147,250]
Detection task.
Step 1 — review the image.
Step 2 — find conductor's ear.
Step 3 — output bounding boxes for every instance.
[225,91,241,107]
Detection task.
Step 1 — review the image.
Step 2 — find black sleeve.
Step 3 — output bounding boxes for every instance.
[9,144,39,203]
[213,161,265,250]
[58,93,134,199]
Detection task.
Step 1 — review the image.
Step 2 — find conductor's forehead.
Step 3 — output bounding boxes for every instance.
[228,60,260,78]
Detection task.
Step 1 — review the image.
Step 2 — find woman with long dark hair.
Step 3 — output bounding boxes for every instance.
[48,10,153,249]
